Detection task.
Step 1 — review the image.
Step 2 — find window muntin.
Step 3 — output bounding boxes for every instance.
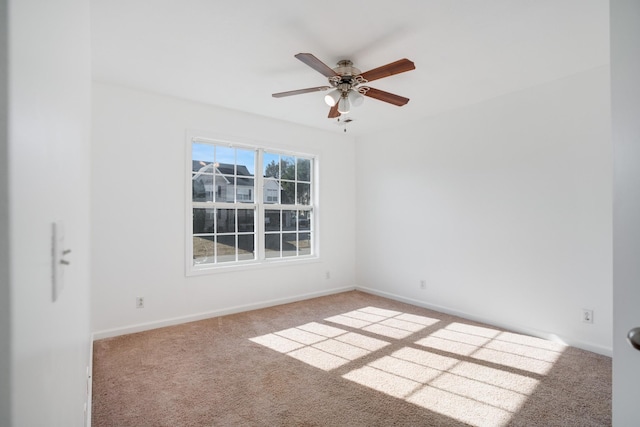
[189,138,315,271]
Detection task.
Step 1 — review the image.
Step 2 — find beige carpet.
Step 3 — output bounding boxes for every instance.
[92,291,611,426]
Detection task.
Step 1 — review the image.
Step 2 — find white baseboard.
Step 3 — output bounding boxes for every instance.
[90,284,612,357]
[92,286,356,340]
[355,286,613,357]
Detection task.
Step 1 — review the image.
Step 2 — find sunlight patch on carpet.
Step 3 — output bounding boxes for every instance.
[415,323,565,375]
[249,316,393,372]
[297,321,345,338]
[324,314,371,329]
[249,305,567,427]
[343,366,422,398]
[407,385,513,426]
[275,327,327,345]
[249,333,306,353]
[369,355,442,383]
[342,345,542,427]
[313,338,371,360]
[335,332,389,352]
[325,307,439,339]
[288,346,350,370]
[449,361,539,395]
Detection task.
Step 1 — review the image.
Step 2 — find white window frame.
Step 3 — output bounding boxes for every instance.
[186,132,318,275]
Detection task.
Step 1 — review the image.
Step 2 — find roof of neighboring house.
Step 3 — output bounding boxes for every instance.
[192,161,254,186]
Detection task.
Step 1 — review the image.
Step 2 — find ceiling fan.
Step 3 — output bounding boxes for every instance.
[272,53,415,119]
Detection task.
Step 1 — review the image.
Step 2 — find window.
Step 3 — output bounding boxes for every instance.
[188,136,316,272]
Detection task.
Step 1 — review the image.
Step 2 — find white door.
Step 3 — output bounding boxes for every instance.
[611,1,640,425]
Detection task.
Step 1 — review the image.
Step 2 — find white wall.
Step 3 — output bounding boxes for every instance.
[611,0,640,423]
[355,67,613,354]
[5,0,92,426]
[91,82,357,336]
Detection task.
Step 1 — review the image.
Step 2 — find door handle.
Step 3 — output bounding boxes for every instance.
[628,327,640,351]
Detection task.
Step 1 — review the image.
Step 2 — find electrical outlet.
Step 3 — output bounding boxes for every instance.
[582,309,594,324]
[325,271,331,280]
[136,297,144,308]
[420,280,427,290]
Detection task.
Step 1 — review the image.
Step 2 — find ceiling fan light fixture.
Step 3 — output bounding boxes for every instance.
[324,89,341,107]
[348,89,364,107]
[337,96,350,114]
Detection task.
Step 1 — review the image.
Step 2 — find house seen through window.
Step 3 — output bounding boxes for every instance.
[189,138,315,271]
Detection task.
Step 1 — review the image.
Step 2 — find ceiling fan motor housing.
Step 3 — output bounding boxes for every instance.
[333,60,361,77]
[330,60,366,96]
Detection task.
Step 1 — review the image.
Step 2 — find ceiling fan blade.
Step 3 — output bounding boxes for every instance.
[363,87,410,106]
[295,53,338,78]
[359,58,415,83]
[328,103,340,118]
[272,86,331,98]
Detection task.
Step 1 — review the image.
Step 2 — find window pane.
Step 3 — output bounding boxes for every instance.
[216,146,235,167]
[297,158,310,181]
[193,236,214,265]
[193,208,215,234]
[192,173,213,202]
[238,209,254,232]
[264,178,279,203]
[298,211,311,231]
[264,152,279,178]
[265,210,280,231]
[238,234,255,260]
[282,233,297,257]
[192,143,214,167]
[214,174,234,202]
[299,233,311,256]
[283,210,296,231]
[217,235,236,263]
[281,181,295,204]
[217,209,235,233]
[281,156,295,180]
[237,149,255,176]
[265,234,280,258]
[236,178,254,203]
[296,183,311,205]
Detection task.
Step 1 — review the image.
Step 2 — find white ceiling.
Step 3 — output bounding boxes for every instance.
[91,0,609,136]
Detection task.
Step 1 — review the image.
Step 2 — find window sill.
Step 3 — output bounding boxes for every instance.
[186,255,321,276]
